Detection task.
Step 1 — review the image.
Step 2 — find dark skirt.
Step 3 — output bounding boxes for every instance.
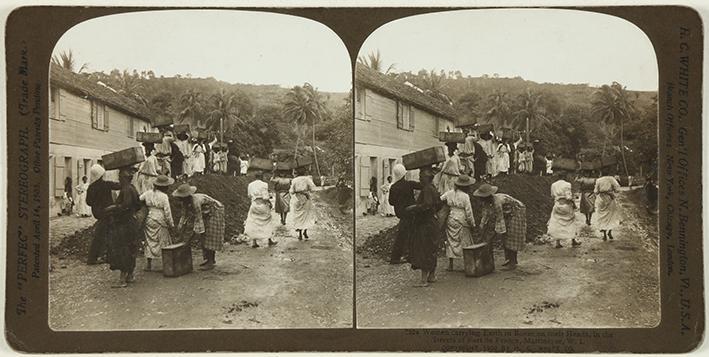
[108,216,140,272]
[409,216,439,271]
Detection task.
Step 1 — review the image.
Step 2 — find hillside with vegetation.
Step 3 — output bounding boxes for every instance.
[358,52,658,177]
[52,51,352,179]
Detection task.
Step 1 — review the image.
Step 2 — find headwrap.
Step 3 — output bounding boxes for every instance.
[392,163,407,182]
[89,164,105,184]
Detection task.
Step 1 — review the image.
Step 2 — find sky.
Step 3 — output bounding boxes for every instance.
[53,10,351,92]
[360,9,658,91]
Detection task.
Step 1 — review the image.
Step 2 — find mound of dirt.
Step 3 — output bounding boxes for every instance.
[357,174,555,261]
[319,186,354,210]
[168,174,251,240]
[52,174,252,259]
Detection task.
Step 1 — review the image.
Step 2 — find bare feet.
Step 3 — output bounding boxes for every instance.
[414,282,429,287]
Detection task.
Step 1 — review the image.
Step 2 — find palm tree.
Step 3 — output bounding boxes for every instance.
[357,50,396,74]
[114,70,148,105]
[282,83,328,177]
[207,89,243,143]
[591,82,636,177]
[51,50,88,73]
[458,91,482,117]
[513,89,550,144]
[486,90,512,128]
[179,90,205,127]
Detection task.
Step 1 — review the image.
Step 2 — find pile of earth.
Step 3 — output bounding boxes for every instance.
[318,185,354,211]
[51,174,251,259]
[357,174,555,261]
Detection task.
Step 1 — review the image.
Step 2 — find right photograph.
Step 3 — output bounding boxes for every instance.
[355,9,660,328]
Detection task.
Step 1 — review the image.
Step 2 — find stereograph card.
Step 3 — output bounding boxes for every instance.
[3,4,705,353]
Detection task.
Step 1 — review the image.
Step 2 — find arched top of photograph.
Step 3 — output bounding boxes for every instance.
[52,10,351,93]
[359,8,657,92]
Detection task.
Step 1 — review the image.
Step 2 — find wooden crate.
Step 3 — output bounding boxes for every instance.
[162,242,193,277]
[102,147,145,170]
[601,155,618,167]
[475,123,494,134]
[249,157,274,171]
[295,156,314,168]
[276,161,294,171]
[402,146,446,170]
[463,242,495,277]
[152,115,174,128]
[579,160,602,171]
[136,131,163,143]
[438,131,466,143]
[173,124,191,134]
[552,158,579,171]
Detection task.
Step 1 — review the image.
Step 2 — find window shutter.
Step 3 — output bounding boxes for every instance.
[91,101,98,129]
[54,156,65,197]
[396,101,404,129]
[409,105,415,130]
[103,105,110,131]
[359,158,371,197]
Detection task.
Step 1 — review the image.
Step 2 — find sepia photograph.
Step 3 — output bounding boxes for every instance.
[47,10,354,330]
[355,9,661,328]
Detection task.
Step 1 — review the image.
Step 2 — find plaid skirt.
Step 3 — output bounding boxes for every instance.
[202,206,225,251]
[503,206,526,252]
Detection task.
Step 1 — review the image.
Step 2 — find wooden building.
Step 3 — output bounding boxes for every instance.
[49,63,155,216]
[354,64,460,214]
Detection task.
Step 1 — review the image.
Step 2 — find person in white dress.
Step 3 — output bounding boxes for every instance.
[244,171,277,248]
[289,167,317,240]
[496,140,510,175]
[74,176,92,217]
[140,175,175,271]
[175,131,193,178]
[440,175,476,272]
[191,138,206,175]
[547,171,581,248]
[593,174,623,241]
[379,176,396,217]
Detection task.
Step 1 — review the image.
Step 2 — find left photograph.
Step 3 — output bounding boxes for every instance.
[48,10,354,330]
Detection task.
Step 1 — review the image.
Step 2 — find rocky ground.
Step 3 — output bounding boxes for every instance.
[49,177,353,330]
[356,176,659,329]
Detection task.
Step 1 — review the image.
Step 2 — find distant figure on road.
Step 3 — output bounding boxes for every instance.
[244,170,277,248]
[593,173,623,241]
[289,167,317,241]
[547,170,581,249]
[271,168,293,225]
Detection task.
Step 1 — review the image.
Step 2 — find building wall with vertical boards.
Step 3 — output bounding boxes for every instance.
[354,86,459,215]
[49,86,153,216]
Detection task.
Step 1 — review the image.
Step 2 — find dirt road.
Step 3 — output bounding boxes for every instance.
[356,188,659,328]
[49,191,353,330]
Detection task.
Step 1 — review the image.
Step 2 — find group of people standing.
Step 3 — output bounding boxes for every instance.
[84,159,318,288]
[387,163,527,287]
[135,129,251,192]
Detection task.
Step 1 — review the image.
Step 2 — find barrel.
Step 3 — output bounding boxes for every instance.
[463,242,495,277]
[162,242,193,277]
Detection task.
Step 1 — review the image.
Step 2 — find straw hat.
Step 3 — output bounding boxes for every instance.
[172,183,197,198]
[473,183,498,197]
[153,175,175,187]
[454,175,476,187]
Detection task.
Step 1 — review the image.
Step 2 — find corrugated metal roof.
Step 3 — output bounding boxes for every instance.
[355,64,458,120]
[50,63,153,122]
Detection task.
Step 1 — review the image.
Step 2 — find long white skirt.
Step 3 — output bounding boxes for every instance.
[291,193,316,230]
[244,199,274,243]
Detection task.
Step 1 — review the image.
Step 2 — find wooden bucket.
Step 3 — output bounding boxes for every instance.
[463,242,495,277]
